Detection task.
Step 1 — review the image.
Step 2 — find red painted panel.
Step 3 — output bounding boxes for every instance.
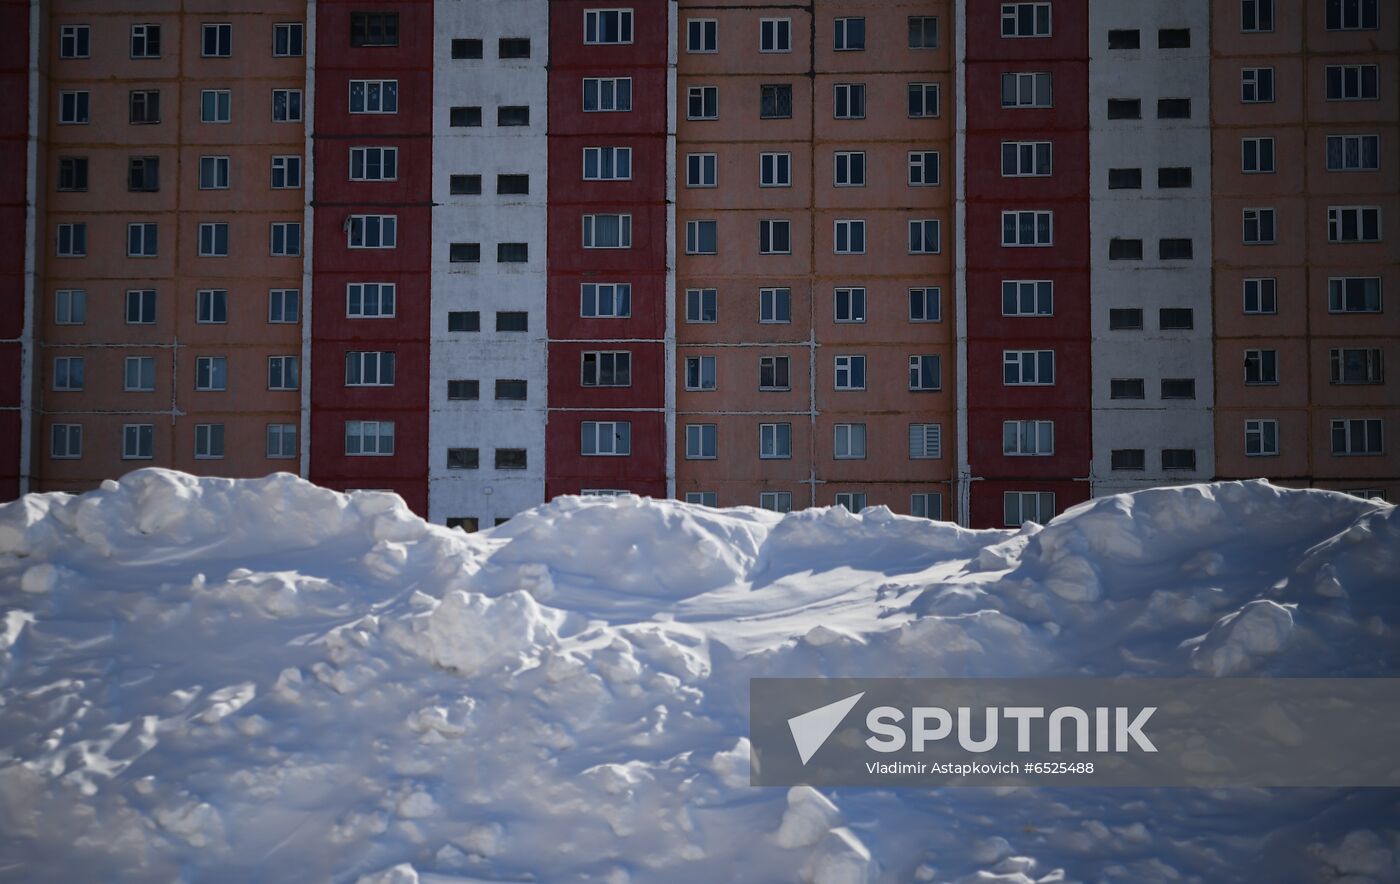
[312,138,433,203]
[549,0,671,69]
[547,342,666,409]
[546,204,668,275]
[547,134,668,206]
[545,410,667,488]
[312,272,431,342]
[966,132,1091,202]
[546,273,666,342]
[970,480,1091,529]
[965,2,1089,60]
[548,68,669,136]
[0,0,24,499]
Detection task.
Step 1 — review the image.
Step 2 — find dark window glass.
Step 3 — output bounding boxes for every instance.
[1161,378,1196,399]
[495,379,527,400]
[497,174,529,195]
[350,12,399,46]
[760,84,792,119]
[446,448,479,469]
[1159,307,1195,329]
[450,107,483,127]
[1107,29,1140,49]
[1158,166,1193,188]
[1110,378,1145,399]
[1108,168,1142,189]
[499,38,531,58]
[450,242,481,263]
[1157,98,1191,118]
[1158,28,1190,48]
[1159,238,1194,260]
[448,311,480,332]
[498,106,530,126]
[447,379,479,399]
[1111,449,1146,470]
[495,449,528,470]
[1109,238,1143,260]
[128,156,160,191]
[58,157,88,191]
[451,38,482,59]
[1107,98,1141,119]
[1162,449,1197,470]
[1109,308,1144,329]
[496,311,528,331]
[497,243,528,263]
[450,174,482,195]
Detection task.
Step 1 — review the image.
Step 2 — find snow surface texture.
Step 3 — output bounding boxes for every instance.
[1,469,1398,883]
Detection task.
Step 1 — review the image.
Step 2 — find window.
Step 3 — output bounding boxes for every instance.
[761,18,791,52]
[124,356,155,391]
[1330,348,1384,384]
[1003,350,1054,385]
[60,25,90,59]
[584,147,632,181]
[271,155,302,189]
[56,223,86,257]
[1159,308,1194,329]
[833,151,865,187]
[1108,168,1142,190]
[1327,135,1380,171]
[834,355,866,391]
[1158,99,1192,118]
[1332,419,1383,455]
[125,289,156,324]
[686,220,718,255]
[271,223,300,256]
[1159,28,1191,48]
[834,220,866,254]
[909,423,942,459]
[1002,141,1052,177]
[350,13,399,47]
[759,355,790,390]
[1107,99,1141,120]
[1329,277,1382,313]
[1161,378,1196,399]
[496,312,528,332]
[199,155,229,190]
[760,492,793,512]
[195,356,227,391]
[201,90,231,123]
[1243,278,1278,314]
[1002,280,1053,316]
[1243,208,1276,244]
[835,492,867,512]
[496,379,528,401]
[1159,238,1194,260]
[197,289,227,324]
[1245,420,1279,457]
[688,18,717,53]
[1242,0,1274,31]
[500,38,531,58]
[582,213,632,249]
[759,423,791,459]
[584,77,632,112]
[909,83,939,118]
[447,380,479,401]
[582,421,631,456]
[53,357,84,391]
[1242,137,1275,173]
[497,243,528,263]
[263,424,296,459]
[450,106,482,127]
[350,80,398,114]
[687,86,719,120]
[274,23,305,57]
[202,23,232,57]
[1241,67,1274,103]
[1002,3,1051,37]
[759,219,790,255]
[584,9,633,44]
[447,174,479,196]
[448,311,480,332]
[684,425,718,460]
[1244,349,1279,384]
[910,287,942,322]
[582,351,631,387]
[1328,206,1381,243]
[59,91,89,124]
[498,106,530,127]
[131,24,160,58]
[51,424,82,460]
[909,493,942,521]
[341,283,393,320]
[1001,211,1051,246]
[834,17,865,50]
[1158,167,1192,189]
[1326,0,1378,30]
[1326,65,1378,101]
[1159,449,1196,471]
[54,289,86,325]
[348,215,397,249]
[908,151,939,186]
[345,351,395,387]
[834,424,867,459]
[57,157,87,192]
[345,421,395,456]
[1004,420,1054,456]
[127,222,158,257]
[123,425,154,460]
[687,153,717,187]
[909,16,938,48]
[1110,378,1146,399]
[1108,29,1140,49]
[760,152,791,187]
[270,289,300,323]
[1111,450,1145,471]
[272,89,303,122]
[834,83,866,119]
[489,449,526,471]
[760,288,790,324]
[350,146,398,181]
[582,283,631,318]
[451,38,483,59]
[1001,72,1051,107]
[446,517,479,532]
[834,287,866,323]
[909,355,941,391]
[685,356,717,391]
[686,288,717,323]
[450,243,480,263]
[128,157,159,192]
[760,84,792,119]
[264,355,299,391]
[129,90,160,124]
[1004,491,1054,527]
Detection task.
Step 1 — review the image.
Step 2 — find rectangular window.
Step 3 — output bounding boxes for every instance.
[760,152,791,187]
[684,424,718,460]
[1001,2,1051,37]
[194,356,227,392]
[1158,167,1193,188]
[128,156,159,192]
[497,243,529,263]
[685,356,717,391]
[834,151,866,187]
[582,283,631,318]
[131,23,160,58]
[910,287,942,322]
[495,379,528,401]
[760,84,793,119]
[274,22,304,57]
[350,146,398,181]
[583,77,632,112]
[1157,98,1192,118]
[582,213,632,249]
[834,287,866,323]
[908,83,939,118]
[448,311,480,332]
[909,355,941,391]
[1158,28,1191,48]
[350,80,398,114]
[909,219,941,253]
[1327,134,1381,171]
[267,356,299,391]
[1162,449,1198,471]
[498,106,530,127]
[759,219,791,254]
[908,151,939,186]
[496,312,528,332]
[1243,278,1278,314]
[1241,67,1275,103]
[1326,0,1379,30]
[129,90,161,124]
[686,153,717,187]
[1003,420,1054,456]
[59,91,89,124]
[687,86,719,120]
[581,421,631,456]
[1004,491,1054,526]
[1242,0,1275,31]
[759,355,790,390]
[127,222,158,257]
[1325,65,1379,101]
[345,350,396,387]
[909,16,938,48]
[451,38,483,59]
[1108,29,1141,49]
[685,492,717,507]
[1001,72,1051,107]
[499,38,531,59]
[271,155,302,189]
[53,356,84,391]
[1243,208,1276,244]
[1107,98,1141,120]
[909,423,942,459]
[1111,378,1146,399]
[122,425,154,460]
[1161,378,1196,399]
[760,491,793,512]
[345,421,396,456]
[761,18,792,52]
[835,492,867,512]
[447,381,479,401]
[582,351,632,387]
[834,83,867,119]
[350,13,399,47]
[1330,348,1384,385]
[760,288,790,324]
[1001,211,1051,246]
[834,16,865,50]
[495,449,527,470]
[1108,168,1142,189]
[685,288,717,323]
[1328,206,1382,242]
[51,424,83,459]
[201,90,231,123]
[1332,419,1384,455]
[1328,277,1382,313]
[834,220,866,254]
[197,288,227,324]
[348,215,397,249]
[267,424,297,459]
[272,89,303,122]
[1242,137,1276,173]
[123,356,154,391]
[1245,419,1279,457]
[199,155,229,189]
[56,223,86,257]
[60,25,90,59]
[1003,350,1055,385]
[450,243,480,263]
[1160,307,1194,329]
[58,157,88,191]
[834,423,867,459]
[1244,348,1279,384]
[1159,238,1194,260]
[911,493,943,521]
[202,22,232,57]
[450,106,482,127]
[1002,141,1052,177]
[1111,449,1146,471]
[269,288,300,323]
[54,289,86,325]
[686,220,718,255]
[584,147,632,181]
[834,355,866,391]
[347,282,396,318]
[270,223,300,256]
[125,289,156,325]
[1002,280,1053,316]
[584,9,634,44]
[759,423,791,459]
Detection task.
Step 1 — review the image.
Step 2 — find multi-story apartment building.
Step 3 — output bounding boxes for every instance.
[6,0,1397,528]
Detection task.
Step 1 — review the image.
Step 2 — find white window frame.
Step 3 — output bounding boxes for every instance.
[1243,207,1277,244]
[581,421,632,456]
[1328,206,1382,243]
[195,355,228,392]
[268,288,299,324]
[834,492,867,512]
[1244,348,1279,385]
[60,25,90,59]
[200,89,231,124]
[345,420,396,456]
[1001,210,1052,247]
[1002,280,1053,316]
[201,22,232,58]
[909,287,941,322]
[834,355,866,391]
[908,83,940,118]
[759,219,791,255]
[1001,2,1052,37]
[582,350,632,387]
[908,151,939,186]
[685,424,718,460]
[1241,0,1274,32]
[834,16,865,51]
[122,424,154,460]
[126,222,158,258]
[687,85,719,120]
[270,222,300,257]
[909,423,941,459]
[51,423,83,459]
[1326,0,1378,31]
[1328,277,1382,313]
[123,356,154,392]
[55,222,85,256]
[833,424,867,460]
[1245,419,1279,457]
[1004,491,1055,526]
[834,287,866,323]
[583,77,633,113]
[273,22,305,57]
[686,219,718,255]
[267,355,299,391]
[345,350,396,387]
[347,282,396,318]
[833,83,866,119]
[53,356,84,391]
[1325,64,1379,101]
[760,18,791,53]
[760,152,791,187]
[267,423,297,459]
[834,219,866,254]
[1003,349,1055,385]
[583,146,632,181]
[759,287,790,324]
[584,8,634,45]
[1326,134,1380,172]
[1001,72,1052,107]
[687,18,717,53]
[1241,136,1275,173]
[1003,419,1055,456]
[349,146,398,181]
[684,355,717,391]
[911,492,943,520]
[1241,67,1275,103]
[196,288,228,324]
[58,90,89,125]
[54,289,86,325]
[833,151,866,187]
[125,288,156,325]
[1331,418,1383,456]
[347,214,398,249]
[349,79,398,114]
[686,152,717,188]
[271,155,302,189]
[759,423,792,460]
[909,219,941,254]
[271,88,303,122]
[759,355,790,390]
[581,282,632,318]
[199,155,230,189]
[908,355,941,391]
[1243,278,1278,314]
[582,213,633,249]
[685,288,717,323]
[194,423,225,460]
[760,491,792,512]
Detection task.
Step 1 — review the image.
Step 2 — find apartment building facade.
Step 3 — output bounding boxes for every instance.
[8,0,1397,528]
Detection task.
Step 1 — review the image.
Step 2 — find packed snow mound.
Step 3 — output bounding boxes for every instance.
[1,470,1398,883]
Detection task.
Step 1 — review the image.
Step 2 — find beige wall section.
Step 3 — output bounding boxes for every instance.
[37,2,305,491]
[676,0,954,517]
[1211,0,1399,501]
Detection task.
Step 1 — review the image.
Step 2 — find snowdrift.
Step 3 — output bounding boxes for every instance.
[1,470,1398,883]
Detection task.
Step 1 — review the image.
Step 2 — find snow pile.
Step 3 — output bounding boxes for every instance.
[1,470,1398,883]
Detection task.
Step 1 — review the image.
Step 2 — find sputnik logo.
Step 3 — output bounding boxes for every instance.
[787,692,865,765]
